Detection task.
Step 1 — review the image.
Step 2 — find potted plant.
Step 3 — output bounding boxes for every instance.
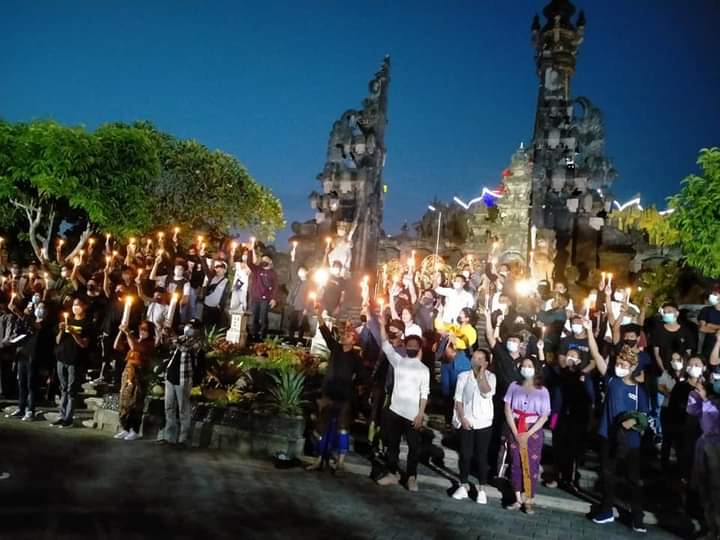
[261,368,307,461]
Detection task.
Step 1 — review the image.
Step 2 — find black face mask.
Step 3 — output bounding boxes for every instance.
[623,339,638,348]
[406,349,419,358]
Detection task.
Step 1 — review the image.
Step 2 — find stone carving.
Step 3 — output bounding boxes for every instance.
[531,235,556,283]
[327,217,359,277]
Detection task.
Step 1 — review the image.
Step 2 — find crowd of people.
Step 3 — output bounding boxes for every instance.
[306,258,720,537]
[1,234,720,538]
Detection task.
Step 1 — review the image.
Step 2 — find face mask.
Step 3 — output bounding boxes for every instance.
[497,303,508,315]
[613,291,624,302]
[462,271,470,279]
[662,313,677,324]
[709,294,719,306]
[453,282,464,290]
[506,341,519,353]
[139,331,150,340]
[614,366,630,378]
[621,316,634,326]
[671,360,684,372]
[406,349,419,358]
[71,305,82,316]
[688,366,703,378]
[11,269,19,277]
[60,270,69,279]
[34,308,46,320]
[623,339,638,348]
[520,367,535,379]
[298,272,307,281]
[568,355,581,366]
[174,267,184,279]
[183,326,195,338]
[32,295,41,305]
[571,324,583,335]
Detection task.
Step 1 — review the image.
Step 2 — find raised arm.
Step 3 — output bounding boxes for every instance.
[585,318,607,375]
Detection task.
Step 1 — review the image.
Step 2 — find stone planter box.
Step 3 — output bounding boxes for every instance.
[94,394,306,459]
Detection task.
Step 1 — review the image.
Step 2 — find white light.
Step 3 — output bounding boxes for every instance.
[613,198,643,211]
[453,197,469,210]
[453,188,504,210]
[312,267,330,287]
[659,208,675,216]
[428,205,437,212]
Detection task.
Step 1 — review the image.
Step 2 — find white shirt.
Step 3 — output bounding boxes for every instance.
[403,322,423,338]
[436,287,475,324]
[452,370,496,430]
[146,302,168,329]
[382,341,430,421]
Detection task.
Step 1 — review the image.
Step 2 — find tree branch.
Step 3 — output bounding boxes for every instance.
[64,221,94,263]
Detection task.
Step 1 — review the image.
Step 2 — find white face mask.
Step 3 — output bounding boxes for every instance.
[614,366,630,378]
[671,360,684,372]
[621,316,634,326]
[453,282,464,290]
[497,303,508,315]
[709,294,719,306]
[568,355,581,366]
[613,291,624,302]
[506,341,519,353]
[571,323,583,335]
[520,367,535,379]
[174,267,184,279]
[688,366,703,378]
[462,271,470,279]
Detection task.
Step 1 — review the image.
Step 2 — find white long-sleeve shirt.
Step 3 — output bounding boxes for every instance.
[435,286,475,324]
[452,370,496,430]
[382,340,430,421]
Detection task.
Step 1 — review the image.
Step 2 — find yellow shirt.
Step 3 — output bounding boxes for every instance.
[435,320,477,350]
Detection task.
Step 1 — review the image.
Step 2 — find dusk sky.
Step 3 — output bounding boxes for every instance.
[2,0,719,245]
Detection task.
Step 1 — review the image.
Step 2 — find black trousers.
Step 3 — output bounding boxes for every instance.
[17,359,37,414]
[384,409,421,477]
[288,310,309,340]
[554,415,588,483]
[600,439,643,520]
[251,299,270,339]
[458,426,492,485]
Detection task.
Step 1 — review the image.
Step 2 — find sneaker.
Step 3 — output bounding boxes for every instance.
[376,473,400,486]
[476,489,488,505]
[632,518,647,534]
[21,412,34,422]
[124,430,141,441]
[407,476,418,492]
[58,420,73,428]
[452,485,469,500]
[5,410,23,419]
[50,419,65,427]
[592,511,615,524]
[545,480,558,488]
[0,472,9,480]
[114,430,130,439]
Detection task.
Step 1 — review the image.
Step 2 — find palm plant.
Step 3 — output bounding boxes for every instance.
[268,369,306,417]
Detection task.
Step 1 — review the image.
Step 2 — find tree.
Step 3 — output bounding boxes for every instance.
[137,123,284,241]
[668,147,720,277]
[610,206,680,247]
[0,120,160,263]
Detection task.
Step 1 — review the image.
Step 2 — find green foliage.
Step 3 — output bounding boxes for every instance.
[637,261,682,312]
[268,369,307,417]
[668,148,720,277]
[610,206,680,247]
[136,123,284,241]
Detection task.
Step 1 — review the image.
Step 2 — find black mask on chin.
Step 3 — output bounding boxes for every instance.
[406,349,419,358]
[623,339,638,348]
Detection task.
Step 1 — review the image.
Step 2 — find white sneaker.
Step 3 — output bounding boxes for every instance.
[114,430,129,439]
[124,430,141,441]
[452,485,469,500]
[21,412,34,421]
[476,489,488,504]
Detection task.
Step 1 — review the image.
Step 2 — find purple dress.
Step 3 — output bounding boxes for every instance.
[504,382,551,496]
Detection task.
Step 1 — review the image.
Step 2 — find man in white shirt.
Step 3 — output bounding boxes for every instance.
[436,274,475,324]
[376,324,430,492]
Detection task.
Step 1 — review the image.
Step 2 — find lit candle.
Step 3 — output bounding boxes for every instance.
[360,275,370,304]
[158,231,165,241]
[325,237,332,249]
[78,249,85,261]
[230,241,238,259]
[382,264,388,286]
[10,292,16,305]
[88,238,96,249]
[121,296,133,327]
[112,250,118,258]
[409,250,416,270]
[291,240,298,263]
[607,273,613,288]
[378,297,385,312]
[625,287,632,302]
[249,236,255,248]
[63,312,69,331]
[492,240,499,254]
[0,237,3,244]
[584,298,590,318]
[73,256,81,267]
[137,268,143,279]
[166,292,179,328]
[44,272,50,289]
[174,227,180,235]
[130,237,136,245]
[40,248,46,260]
[531,225,537,250]
[197,235,204,247]
[308,291,317,303]
[105,255,111,266]
[601,272,606,286]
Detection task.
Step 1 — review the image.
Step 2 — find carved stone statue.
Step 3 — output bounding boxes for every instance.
[328,217,359,277]
[531,236,556,284]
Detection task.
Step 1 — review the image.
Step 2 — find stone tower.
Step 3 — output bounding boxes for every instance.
[530,0,616,276]
[496,144,533,264]
[308,56,390,276]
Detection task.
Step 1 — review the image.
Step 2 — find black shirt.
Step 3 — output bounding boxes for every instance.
[322,277,346,313]
[319,324,362,401]
[19,317,54,365]
[491,342,522,404]
[560,335,591,370]
[55,317,94,366]
[699,305,720,357]
[651,324,695,369]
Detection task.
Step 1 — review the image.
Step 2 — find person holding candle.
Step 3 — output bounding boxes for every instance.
[246,249,278,341]
[287,265,312,343]
[114,320,156,440]
[229,248,252,314]
[53,297,93,428]
[199,255,229,330]
[163,258,192,322]
[435,274,475,325]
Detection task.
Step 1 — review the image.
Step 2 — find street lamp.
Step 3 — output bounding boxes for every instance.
[428,205,442,271]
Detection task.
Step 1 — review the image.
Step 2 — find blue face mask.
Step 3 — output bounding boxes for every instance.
[662,313,677,324]
[183,326,195,338]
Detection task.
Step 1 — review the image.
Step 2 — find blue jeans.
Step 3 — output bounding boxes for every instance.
[17,359,37,414]
[57,361,77,422]
[163,380,192,444]
[251,299,270,339]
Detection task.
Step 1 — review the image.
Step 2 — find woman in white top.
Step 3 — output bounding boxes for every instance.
[229,250,252,313]
[400,307,423,338]
[452,348,496,504]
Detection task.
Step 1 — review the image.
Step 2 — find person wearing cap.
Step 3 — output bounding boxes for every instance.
[199,249,229,330]
[376,320,429,492]
[686,362,720,540]
[306,307,363,474]
[246,249,278,341]
[158,319,203,447]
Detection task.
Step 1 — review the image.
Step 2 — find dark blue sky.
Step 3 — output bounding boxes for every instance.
[2,1,719,245]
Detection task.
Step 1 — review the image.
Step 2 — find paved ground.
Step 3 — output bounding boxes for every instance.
[0,418,682,540]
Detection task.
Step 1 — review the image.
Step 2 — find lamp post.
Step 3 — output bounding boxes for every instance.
[428,205,442,271]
